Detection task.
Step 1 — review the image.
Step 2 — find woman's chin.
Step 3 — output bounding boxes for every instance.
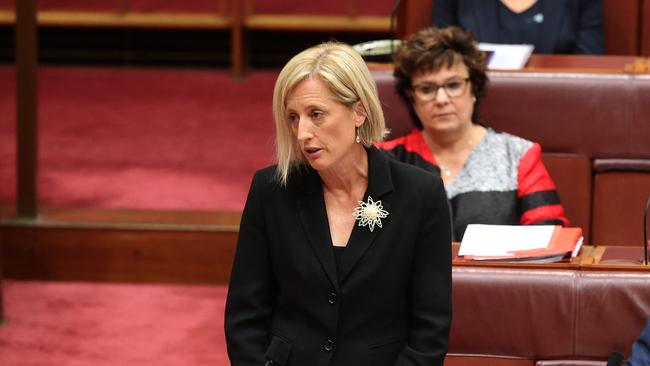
[425,122,461,136]
[304,157,328,172]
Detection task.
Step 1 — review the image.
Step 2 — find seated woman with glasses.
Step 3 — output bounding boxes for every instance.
[377,26,568,241]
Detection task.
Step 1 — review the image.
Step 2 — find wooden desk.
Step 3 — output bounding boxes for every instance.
[525,54,649,73]
[368,54,650,73]
[453,244,650,272]
[451,242,581,270]
[580,245,650,271]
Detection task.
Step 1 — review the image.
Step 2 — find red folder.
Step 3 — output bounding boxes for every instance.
[509,227,583,258]
[463,226,583,262]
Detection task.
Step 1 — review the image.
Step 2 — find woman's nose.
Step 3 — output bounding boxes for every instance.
[433,88,451,104]
[295,118,314,141]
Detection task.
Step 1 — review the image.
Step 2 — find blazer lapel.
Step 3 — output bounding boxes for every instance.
[338,147,394,284]
[295,167,339,289]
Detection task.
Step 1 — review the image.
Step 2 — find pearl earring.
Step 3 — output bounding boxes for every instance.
[355,127,361,144]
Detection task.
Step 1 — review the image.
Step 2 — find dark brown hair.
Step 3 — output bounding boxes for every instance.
[394,26,489,128]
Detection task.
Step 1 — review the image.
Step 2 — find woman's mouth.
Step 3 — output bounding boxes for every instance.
[433,112,453,119]
[303,146,322,158]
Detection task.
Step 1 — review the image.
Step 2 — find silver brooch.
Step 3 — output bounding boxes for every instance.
[353,196,389,232]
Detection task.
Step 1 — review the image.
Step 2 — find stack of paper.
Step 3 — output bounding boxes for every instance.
[478,43,534,70]
[459,224,583,262]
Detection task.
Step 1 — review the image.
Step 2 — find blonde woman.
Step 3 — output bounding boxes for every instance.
[225,42,452,366]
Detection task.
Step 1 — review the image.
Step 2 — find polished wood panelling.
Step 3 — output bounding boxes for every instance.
[0,209,240,284]
[1,225,238,284]
[445,356,534,366]
[643,0,650,56]
[602,0,642,55]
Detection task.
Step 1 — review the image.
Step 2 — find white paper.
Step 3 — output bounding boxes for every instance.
[458,224,555,257]
[478,42,534,70]
[571,237,584,258]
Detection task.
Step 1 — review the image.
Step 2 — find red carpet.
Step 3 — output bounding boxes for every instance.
[0,66,277,211]
[0,280,230,365]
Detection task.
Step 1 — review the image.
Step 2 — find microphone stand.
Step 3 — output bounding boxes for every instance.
[389,0,402,58]
[643,196,650,266]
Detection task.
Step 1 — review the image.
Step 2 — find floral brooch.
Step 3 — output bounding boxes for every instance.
[353,196,389,232]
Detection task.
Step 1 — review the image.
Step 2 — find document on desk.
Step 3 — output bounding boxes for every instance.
[459,224,555,257]
[478,43,534,70]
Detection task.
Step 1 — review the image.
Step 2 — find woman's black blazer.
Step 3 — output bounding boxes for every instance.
[225,147,452,366]
[433,0,604,54]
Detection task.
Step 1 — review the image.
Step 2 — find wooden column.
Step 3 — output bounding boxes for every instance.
[0,233,3,321]
[642,0,650,56]
[230,0,246,78]
[396,0,433,39]
[602,0,642,55]
[15,0,39,218]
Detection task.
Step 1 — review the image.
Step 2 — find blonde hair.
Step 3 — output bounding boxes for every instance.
[272,41,386,186]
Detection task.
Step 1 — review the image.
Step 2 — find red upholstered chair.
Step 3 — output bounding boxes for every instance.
[592,161,650,245]
[445,267,650,365]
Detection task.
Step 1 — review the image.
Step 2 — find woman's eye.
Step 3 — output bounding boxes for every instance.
[419,85,437,94]
[287,114,298,123]
[445,81,462,90]
[311,111,324,119]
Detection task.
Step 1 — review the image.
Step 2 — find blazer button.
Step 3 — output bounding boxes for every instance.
[328,292,337,305]
[324,339,335,352]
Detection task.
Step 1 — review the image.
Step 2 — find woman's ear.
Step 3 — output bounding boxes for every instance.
[353,101,367,127]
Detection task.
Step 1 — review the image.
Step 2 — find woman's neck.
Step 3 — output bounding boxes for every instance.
[423,123,481,155]
[319,144,368,198]
[500,0,538,14]
[422,124,487,184]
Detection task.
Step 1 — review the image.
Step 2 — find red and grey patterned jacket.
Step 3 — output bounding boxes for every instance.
[377,128,568,240]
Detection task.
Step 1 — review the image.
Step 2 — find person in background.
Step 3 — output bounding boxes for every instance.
[432,0,604,54]
[377,26,568,240]
[627,316,650,365]
[225,41,452,366]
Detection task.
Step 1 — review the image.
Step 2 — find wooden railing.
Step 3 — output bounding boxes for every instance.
[0,0,394,77]
[5,0,649,73]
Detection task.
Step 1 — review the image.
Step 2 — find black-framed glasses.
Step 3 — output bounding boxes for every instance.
[411,77,470,101]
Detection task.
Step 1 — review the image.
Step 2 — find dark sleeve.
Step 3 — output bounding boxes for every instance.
[432,0,459,28]
[628,316,650,365]
[224,171,275,366]
[575,0,604,54]
[394,175,452,366]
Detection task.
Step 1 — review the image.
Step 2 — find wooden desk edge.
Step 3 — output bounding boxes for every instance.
[367,56,650,74]
[452,245,650,271]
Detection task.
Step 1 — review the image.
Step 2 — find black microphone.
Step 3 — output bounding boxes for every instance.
[606,351,624,366]
[643,196,650,266]
[351,0,402,62]
[389,0,402,57]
